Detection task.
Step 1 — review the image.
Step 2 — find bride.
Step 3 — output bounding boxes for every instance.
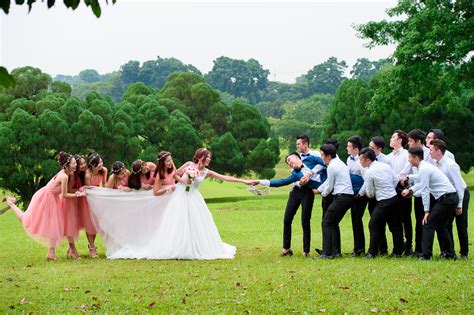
[86,148,252,260]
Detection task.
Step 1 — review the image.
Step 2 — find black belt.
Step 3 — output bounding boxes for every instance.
[334,193,352,198]
[438,192,457,201]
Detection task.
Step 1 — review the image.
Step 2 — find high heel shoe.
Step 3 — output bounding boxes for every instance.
[67,248,81,260]
[46,255,58,261]
[88,245,98,258]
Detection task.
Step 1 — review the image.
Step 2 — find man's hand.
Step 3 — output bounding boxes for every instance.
[401,189,412,198]
[400,176,409,187]
[312,189,320,195]
[300,174,310,185]
[422,212,429,225]
[455,207,463,216]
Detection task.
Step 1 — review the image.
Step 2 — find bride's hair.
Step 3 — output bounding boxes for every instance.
[155,151,173,180]
[193,148,211,164]
[128,160,143,190]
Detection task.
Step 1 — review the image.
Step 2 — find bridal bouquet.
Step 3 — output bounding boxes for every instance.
[185,169,197,192]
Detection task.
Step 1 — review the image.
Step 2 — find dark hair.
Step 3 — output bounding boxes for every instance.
[370,136,386,150]
[56,151,73,169]
[87,151,105,175]
[408,147,424,160]
[320,144,337,158]
[155,151,173,180]
[408,129,426,143]
[285,152,301,163]
[325,138,339,150]
[193,148,211,164]
[296,135,310,146]
[359,147,376,162]
[128,160,143,190]
[347,135,363,151]
[73,154,86,186]
[394,130,408,147]
[430,139,447,154]
[111,161,126,175]
[428,128,444,140]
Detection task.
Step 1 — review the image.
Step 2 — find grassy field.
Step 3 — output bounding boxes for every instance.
[0,160,473,312]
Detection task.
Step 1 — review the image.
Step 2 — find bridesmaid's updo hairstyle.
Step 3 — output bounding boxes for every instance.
[155,151,172,180]
[111,161,126,175]
[128,160,143,190]
[87,151,105,175]
[193,148,211,164]
[57,151,73,169]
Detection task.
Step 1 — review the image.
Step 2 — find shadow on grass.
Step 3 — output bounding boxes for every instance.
[205,194,288,204]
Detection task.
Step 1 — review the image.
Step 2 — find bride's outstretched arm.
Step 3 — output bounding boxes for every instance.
[153,179,175,196]
[207,170,252,185]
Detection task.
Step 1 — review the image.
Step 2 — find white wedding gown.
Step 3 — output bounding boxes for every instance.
[85,169,236,260]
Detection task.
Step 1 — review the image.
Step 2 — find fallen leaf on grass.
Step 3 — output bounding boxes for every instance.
[92,296,98,301]
[370,307,378,312]
[64,288,70,292]
[399,298,408,303]
[8,305,14,309]
[148,302,156,308]
[20,297,27,305]
[338,285,349,291]
[92,303,101,310]
[319,308,326,313]
[278,283,285,288]
[84,290,91,294]
[80,304,88,311]
[236,282,241,287]
[6,277,13,282]
[182,297,186,304]
[399,265,406,269]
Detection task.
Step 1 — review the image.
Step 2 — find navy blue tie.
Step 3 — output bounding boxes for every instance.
[350,156,355,161]
[301,153,309,157]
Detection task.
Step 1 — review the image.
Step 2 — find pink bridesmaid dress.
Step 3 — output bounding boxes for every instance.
[79,172,106,234]
[21,172,65,247]
[140,171,155,186]
[161,170,176,186]
[114,175,129,189]
[62,175,80,240]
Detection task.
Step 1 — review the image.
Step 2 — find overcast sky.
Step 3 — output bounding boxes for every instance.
[0,0,397,83]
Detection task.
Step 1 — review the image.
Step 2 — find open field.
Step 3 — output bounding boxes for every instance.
[0,160,472,312]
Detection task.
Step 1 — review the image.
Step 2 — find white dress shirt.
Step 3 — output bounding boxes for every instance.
[347,154,363,176]
[436,155,466,208]
[300,150,324,182]
[388,148,411,179]
[318,158,354,197]
[375,152,390,165]
[364,161,398,201]
[409,161,456,212]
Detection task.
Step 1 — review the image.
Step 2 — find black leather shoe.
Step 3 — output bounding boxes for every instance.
[389,253,402,258]
[314,248,323,255]
[412,251,423,258]
[280,249,293,257]
[460,255,468,260]
[404,247,413,256]
[333,253,342,258]
[419,256,432,261]
[365,253,376,259]
[313,254,334,260]
[351,250,365,257]
[303,252,310,257]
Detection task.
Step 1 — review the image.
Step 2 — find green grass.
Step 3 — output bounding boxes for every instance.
[0,164,473,312]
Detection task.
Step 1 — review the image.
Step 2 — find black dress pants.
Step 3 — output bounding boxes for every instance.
[422,192,458,259]
[396,182,413,252]
[447,188,470,257]
[414,196,425,253]
[283,186,315,253]
[322,194,353,257]
[368,197,388,254]
[368,196,404,256]
[351,196,368,253]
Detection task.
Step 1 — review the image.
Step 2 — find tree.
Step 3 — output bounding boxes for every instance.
[303,57,348,95]
[350,58,392,81]
[206,56,269,103]
[209,132,245,176]
[7,67,52,99]
[79,69,101,83]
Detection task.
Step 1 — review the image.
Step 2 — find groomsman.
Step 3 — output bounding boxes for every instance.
[402,147,458,260]
[313,144,354,259]
[358,148,404,258]
[429,140,469,259]
[346,136,367,256]
[425,129,456,161]
[254,152,326,257]
[368,136,390,164]
[387,130,410,255]
[407,129,429,256]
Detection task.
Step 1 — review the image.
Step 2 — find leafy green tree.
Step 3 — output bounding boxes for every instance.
[209,132,245,176]
[50,81,72,96]
[303,57,347,95]
[350,58,391,82]
[246,139,277,178]
[206,56,269,103]
[7,67,52,99]
[79,69,101,83]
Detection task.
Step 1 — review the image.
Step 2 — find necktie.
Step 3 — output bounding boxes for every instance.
[350,156,355,161]
[301,153,309,157]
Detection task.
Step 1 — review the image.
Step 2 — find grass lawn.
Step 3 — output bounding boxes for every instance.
[0,162,473,312]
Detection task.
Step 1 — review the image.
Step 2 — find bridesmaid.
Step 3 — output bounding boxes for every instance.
[128,160,156,190]
[63,162,81,260]
[105,161,131,191]
[153,151,181,196]
[3,152,86,260]
[73,154,91,258]
[83,151,107,258]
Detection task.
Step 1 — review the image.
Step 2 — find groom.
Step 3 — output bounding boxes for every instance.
[252,151,326,257]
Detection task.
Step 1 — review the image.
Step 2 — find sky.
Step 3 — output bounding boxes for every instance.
[0,0,397,83]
